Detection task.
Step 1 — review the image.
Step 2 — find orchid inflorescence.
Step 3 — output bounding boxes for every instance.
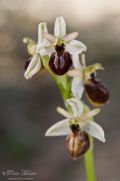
[23,16,109,160]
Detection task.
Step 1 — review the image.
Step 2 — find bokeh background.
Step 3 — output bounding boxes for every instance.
[0,0,120,180]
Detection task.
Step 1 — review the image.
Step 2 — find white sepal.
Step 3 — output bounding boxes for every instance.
[67,98,83,117]
[38,22,48,45]
[72,54,83,69]
[24,54,41,79]
[45,119,70,136]
[71,77,84,100]
[80,120,106,143]
[82,108,100,121]
[66,40,87,54]
[57,107,72,119]
[40,47,54,56]
[54,16,66,38]
[39,42,54,56]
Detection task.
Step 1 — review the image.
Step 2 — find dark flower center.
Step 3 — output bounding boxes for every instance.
[70,124,80,134]
[49,44,72,75]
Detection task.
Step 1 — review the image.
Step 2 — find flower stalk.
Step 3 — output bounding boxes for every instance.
[84,140,96,181]
[41,55,71,102]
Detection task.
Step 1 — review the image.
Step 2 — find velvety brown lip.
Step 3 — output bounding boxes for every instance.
[84,78,109,106]
[66,130,90,160]
[49,44,72,75]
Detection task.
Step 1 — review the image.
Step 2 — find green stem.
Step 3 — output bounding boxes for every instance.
[42,55,96,181]
[41,56,71,102]
[84,138,96,181]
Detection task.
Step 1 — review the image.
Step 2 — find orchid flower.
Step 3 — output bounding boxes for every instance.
[67,54,109,106]
[39,16,87,56]
[23,22,48,79]
[45,98,105,143]
[37,16,87,75]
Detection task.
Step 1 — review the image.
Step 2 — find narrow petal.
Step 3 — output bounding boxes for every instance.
[54,16,66,38]
[72,54,83,69]
[80,120,105,142]
[82,108,100,121]
[67,98,83,117]
[71,77,84,100]
[66,40,87,54]
[38,22,48,44]
[45,119,70,136]
[43,33,56,43]
[24,54,41,79]
[64,32,79,43]
[57,107,72,118]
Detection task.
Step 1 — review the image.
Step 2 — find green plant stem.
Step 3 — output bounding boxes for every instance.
[84,138,96,181]
[42,56,71,102]
[42,55,96,181]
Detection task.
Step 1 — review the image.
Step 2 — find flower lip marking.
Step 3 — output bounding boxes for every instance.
[49,38,72,75]
[66,124,90,160]
[49,43,72,75]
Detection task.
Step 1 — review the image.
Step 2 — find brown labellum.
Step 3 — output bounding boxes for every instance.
[49,44,72,75]
[84,78,109,106]
[66,126,90,160]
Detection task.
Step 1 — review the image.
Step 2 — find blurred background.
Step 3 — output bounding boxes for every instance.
[0,0,120,180]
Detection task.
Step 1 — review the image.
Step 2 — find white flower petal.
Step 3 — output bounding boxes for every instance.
[57,107,72,118]
[54,16,66,38]
[40,47,54,56]
[66,40,87,54]
[72,54,83,69]
[80,120,106,142]
[82,108,100,121]
[43,33,56,43]
[64,32,79,43]
[24,54,41,79]
[71,77,84,100]
[38,41,54,56]
[67,98,83,117]
[45,119,70,136]
[40,46,54,56]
